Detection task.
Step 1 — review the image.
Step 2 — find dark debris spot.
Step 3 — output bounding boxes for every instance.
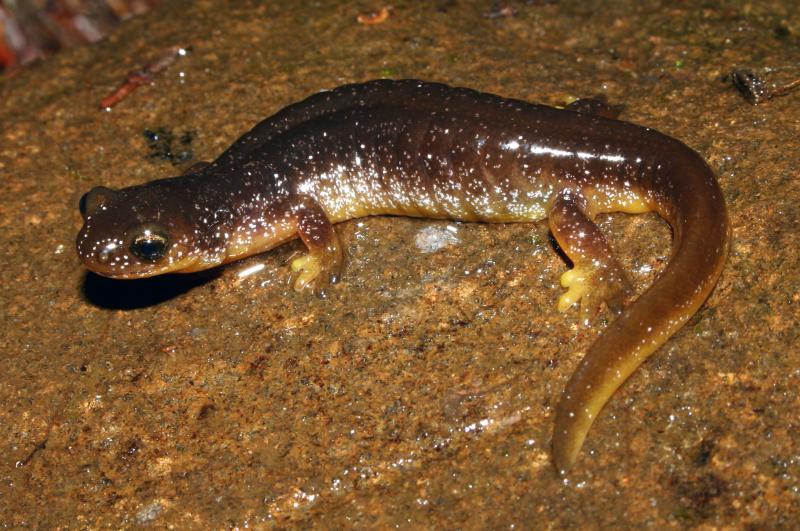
[248,355,268,375]
[695,438,715,466]
[143,127,196,165]
[727,68,800,105]
[118,438,142,465]
[197,403,216,420]
[729,69,767,105]
[671,472,727,521]
[774,24,790,39]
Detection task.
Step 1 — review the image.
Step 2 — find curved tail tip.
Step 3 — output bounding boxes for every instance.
[552,423,584,476]
[551,432,580,478]
[552,446,578,477]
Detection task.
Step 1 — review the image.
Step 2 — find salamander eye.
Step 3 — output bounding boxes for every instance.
[130,228,169,263]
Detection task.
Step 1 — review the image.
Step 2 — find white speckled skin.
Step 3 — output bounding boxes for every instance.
[76,80,729,474]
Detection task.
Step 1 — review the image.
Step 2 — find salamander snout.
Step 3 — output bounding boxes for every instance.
[76,185,199,278]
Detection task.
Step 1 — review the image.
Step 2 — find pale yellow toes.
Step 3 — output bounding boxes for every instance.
[557,264,631,322]
[558,268,591,313]
[290,254,322,292]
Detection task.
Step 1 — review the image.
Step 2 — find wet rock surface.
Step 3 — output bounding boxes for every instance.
[1,0,798,527]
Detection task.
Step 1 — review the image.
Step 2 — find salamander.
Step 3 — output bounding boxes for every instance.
[76,79,729,475]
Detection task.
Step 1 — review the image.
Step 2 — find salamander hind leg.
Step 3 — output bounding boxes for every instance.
[287,196,344,297]
[549,189,632,324]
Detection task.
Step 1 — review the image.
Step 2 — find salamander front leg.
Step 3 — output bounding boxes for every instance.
[549,190,632,324]
[288,196,343,296]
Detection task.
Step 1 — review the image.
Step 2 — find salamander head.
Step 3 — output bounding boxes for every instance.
[76,184,208,278]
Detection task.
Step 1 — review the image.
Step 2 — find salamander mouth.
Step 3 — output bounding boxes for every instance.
[82,254,201,279]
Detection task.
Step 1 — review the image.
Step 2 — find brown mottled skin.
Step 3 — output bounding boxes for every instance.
[76,80,729,474]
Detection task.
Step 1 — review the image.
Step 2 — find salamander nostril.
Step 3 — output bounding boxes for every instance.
[98,242,118,264]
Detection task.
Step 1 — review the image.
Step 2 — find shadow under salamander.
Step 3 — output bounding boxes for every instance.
[82,269,220,310]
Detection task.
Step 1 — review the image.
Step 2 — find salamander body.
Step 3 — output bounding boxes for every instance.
[77,80,729,474]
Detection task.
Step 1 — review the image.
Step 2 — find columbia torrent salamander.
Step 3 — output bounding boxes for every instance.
[77,79,729,474]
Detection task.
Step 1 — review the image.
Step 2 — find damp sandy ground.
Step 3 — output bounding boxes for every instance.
[1,0,799,527]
